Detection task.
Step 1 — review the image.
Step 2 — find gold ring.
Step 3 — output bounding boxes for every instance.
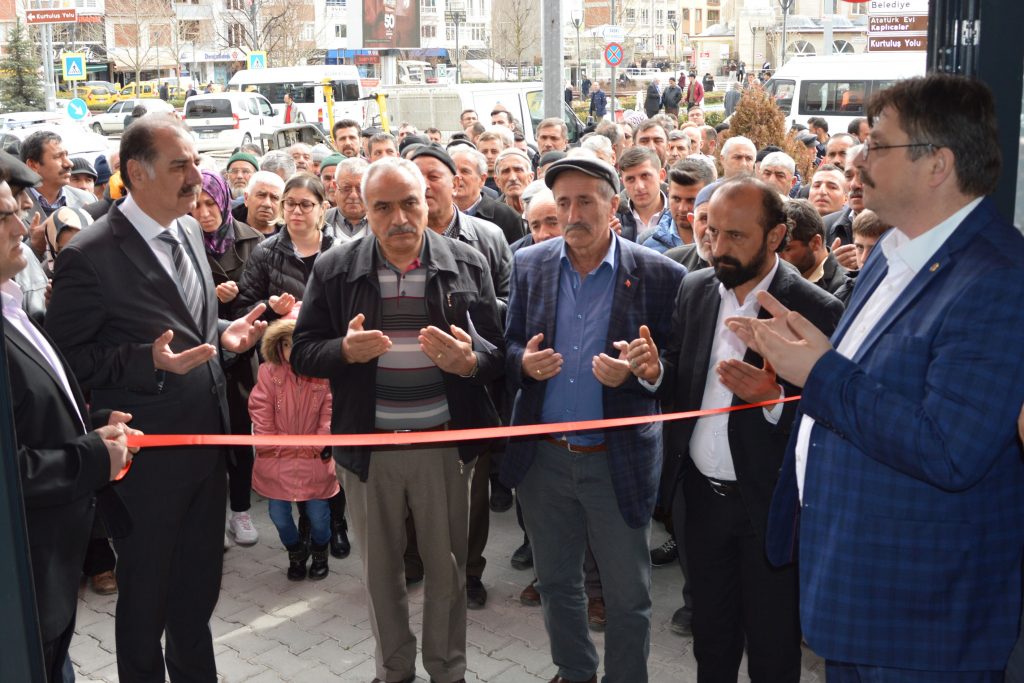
[437,353,443,359]
[536,369,542,376]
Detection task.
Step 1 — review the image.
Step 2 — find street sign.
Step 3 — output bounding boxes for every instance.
[62,53,86,81]
[866,0,928,14]
[66,98,88,121]
[603,25,625,42]
[25,8,77,24]
[868,14,929,33]
[247,51,267,70]
[436,63,447,79]
[868,34,928,51]
[604,42,624,68]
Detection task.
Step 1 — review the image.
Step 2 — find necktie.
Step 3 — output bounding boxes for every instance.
[157,229,204,328]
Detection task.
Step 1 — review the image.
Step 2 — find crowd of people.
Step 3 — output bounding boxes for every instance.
[3,71,1024,683]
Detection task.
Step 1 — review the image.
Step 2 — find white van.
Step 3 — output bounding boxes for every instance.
[372,82,586,146]
[764,52,926,133]
[228,65,366,129]
[184,92,281,152]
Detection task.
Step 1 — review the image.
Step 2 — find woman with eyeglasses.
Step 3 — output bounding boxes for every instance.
[191,170,267,549]
[235,173,350,560]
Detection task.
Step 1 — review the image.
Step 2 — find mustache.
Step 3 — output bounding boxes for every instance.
[715,255,741,268]
[563,222,590,234]
[180,185,201,197]
[387,224,418,237]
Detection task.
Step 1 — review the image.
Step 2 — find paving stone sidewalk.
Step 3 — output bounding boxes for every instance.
[72,495,825,682]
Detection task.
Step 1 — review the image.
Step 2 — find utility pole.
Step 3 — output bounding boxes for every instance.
[609,0,616,121]
[571,11,582,87]
[778,0,794,68]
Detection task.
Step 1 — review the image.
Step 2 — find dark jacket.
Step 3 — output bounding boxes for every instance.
[471,194,525,245]
[452,210,512,319]
[823,206,855,247]
[815,251,848,296]
[204,219,265,317]
[235,226,334,320]
[644,82,662,117]
[290,230,505,478]
[663,243,709,272]
[231,202,283,236]
[589,89,607,117]
[662,84,683,112]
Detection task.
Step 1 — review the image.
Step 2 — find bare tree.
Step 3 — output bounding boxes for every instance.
[218,0,321,67]
[492,0,536,81]
[107,0,175,86]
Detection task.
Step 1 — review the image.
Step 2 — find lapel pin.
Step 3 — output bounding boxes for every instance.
[929,262,940,272]
[624,279,631,288]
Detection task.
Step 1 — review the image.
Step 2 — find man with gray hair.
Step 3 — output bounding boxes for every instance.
[493,147,535,215]
[719,135,757,178]
[368,132,399,161]
[536,117,569,154]
[451,145,525,244]
[581,134,617,166]
[288,142,312,173]
[324,157,369,243]
[235,170,285,235]
[291,155,505,683]
[758,151,797,197]
[260,150,296,182]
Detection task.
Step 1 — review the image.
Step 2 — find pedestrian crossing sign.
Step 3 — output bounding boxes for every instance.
[62,53,86,81]
[247,51,267,70]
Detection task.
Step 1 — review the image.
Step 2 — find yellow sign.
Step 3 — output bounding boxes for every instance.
[247,51,267,70]
[62,52,86,81]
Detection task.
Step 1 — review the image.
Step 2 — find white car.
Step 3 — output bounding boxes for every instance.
[183,92,281,152]
[0,122,110,165]
[89,98,175,135]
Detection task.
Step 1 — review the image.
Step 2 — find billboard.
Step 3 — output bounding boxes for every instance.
[363,0,420,49]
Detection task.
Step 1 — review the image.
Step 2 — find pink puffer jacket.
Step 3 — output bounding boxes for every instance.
[248,362,339,502]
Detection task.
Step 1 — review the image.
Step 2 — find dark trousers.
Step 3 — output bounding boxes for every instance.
[226,446,254,512]
[113,457,226,683]
[681,472,801,683]
[669,480,694,614]
[406,450,490,579]
[43,617,75,683]
[82,537,116,576]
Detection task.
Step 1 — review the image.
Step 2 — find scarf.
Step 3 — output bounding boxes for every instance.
[200,170,235,257]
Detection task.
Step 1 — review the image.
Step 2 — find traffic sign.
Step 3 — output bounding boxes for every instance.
[62,53,86,81]
[26,8,77,24]
[603,25,625,42]
[247,51,267,70]
[604,42,624,68]
[66,98,88,121]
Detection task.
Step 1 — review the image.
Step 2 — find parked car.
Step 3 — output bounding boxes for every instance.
[89,98,175,135]
[118,81,160,100]
[183,91,281,152]
[80,84,118,107]
[0,122,109,165]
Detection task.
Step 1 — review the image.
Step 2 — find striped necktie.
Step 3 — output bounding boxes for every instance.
[157,229,204,328]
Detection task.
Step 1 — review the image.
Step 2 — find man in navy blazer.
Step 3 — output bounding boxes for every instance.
[729,74,1024,681]
[501,156,685,683]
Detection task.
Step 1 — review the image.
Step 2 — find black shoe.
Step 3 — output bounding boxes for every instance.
[650,538,678,566]
[286,542,309,581]
[466,575,487,609]
[670,606,693,636]
[297,513,312,550]
[511,541,533,570]
[308,542,329,581]
[330,518,351,559]
[489,483,513,512]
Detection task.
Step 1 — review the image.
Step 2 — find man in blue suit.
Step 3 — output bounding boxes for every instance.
[501,156,686,683]
[727,74,1024,681]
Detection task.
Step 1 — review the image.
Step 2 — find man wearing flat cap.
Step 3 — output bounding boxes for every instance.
[0,151,49,323]
[501,156,686,683]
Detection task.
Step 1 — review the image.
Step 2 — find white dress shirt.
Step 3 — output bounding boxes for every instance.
[119,193,181,282]
[795,197,983,499]
[630,192,668,236]
[689,256,783,480]
[2,279,85,430]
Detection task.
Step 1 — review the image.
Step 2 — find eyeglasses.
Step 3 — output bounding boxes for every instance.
[283,199,318,214]
[857,142,934,161]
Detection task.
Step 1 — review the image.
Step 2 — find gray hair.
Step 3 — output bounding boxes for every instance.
[246,170,285,194]
[520,179,549,210]
[759,151,796,174]
[335,156,369,181]
[260,150,296,178]
[450,147,488,176]
[361,156,426,199]
[525,186,555,216]
[720,135,756,158]
[537,117,568,140]
[581,135,613,156]
[485,124,514,148]
[288,142,312,155]
[493,147,532,174]
[310,143,333,164]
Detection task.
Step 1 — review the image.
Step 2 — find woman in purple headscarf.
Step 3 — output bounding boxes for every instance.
[191,168,266,548]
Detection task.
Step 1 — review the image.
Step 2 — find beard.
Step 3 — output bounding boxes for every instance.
[714,238,770,290]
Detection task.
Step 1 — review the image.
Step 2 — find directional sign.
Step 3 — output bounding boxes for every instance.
[66,98,88,121]
[62,53,86,81]
[26,8,77,24]
[247,51,267,70]
[603,25,625,42]
[604,42,624,68]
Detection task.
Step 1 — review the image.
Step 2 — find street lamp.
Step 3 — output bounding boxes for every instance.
[669,18,678,67]
[445,6,466,84]
[778,0,794,68]
[570,10,583,88]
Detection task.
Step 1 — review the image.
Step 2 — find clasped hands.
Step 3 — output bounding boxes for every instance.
[341,313,478,376]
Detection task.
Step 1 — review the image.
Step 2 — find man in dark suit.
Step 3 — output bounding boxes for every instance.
[629,176,842,681]
[780,199,847,296]
[45,115,267,682]
[734,74,1024,681]
[501,157,686,683]
[663,180,716,273]
[0,168,133,682]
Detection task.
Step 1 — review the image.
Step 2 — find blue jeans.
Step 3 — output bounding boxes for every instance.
[517,439,652,683]
[826,661,1002,682]
[268,499,330,547]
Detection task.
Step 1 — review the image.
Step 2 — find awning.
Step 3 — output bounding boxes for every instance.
[326,49,375,63]
[407,48,448,58]
[110,47,178,72]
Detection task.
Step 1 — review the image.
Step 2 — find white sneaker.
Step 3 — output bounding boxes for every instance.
[229,511,259,546]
